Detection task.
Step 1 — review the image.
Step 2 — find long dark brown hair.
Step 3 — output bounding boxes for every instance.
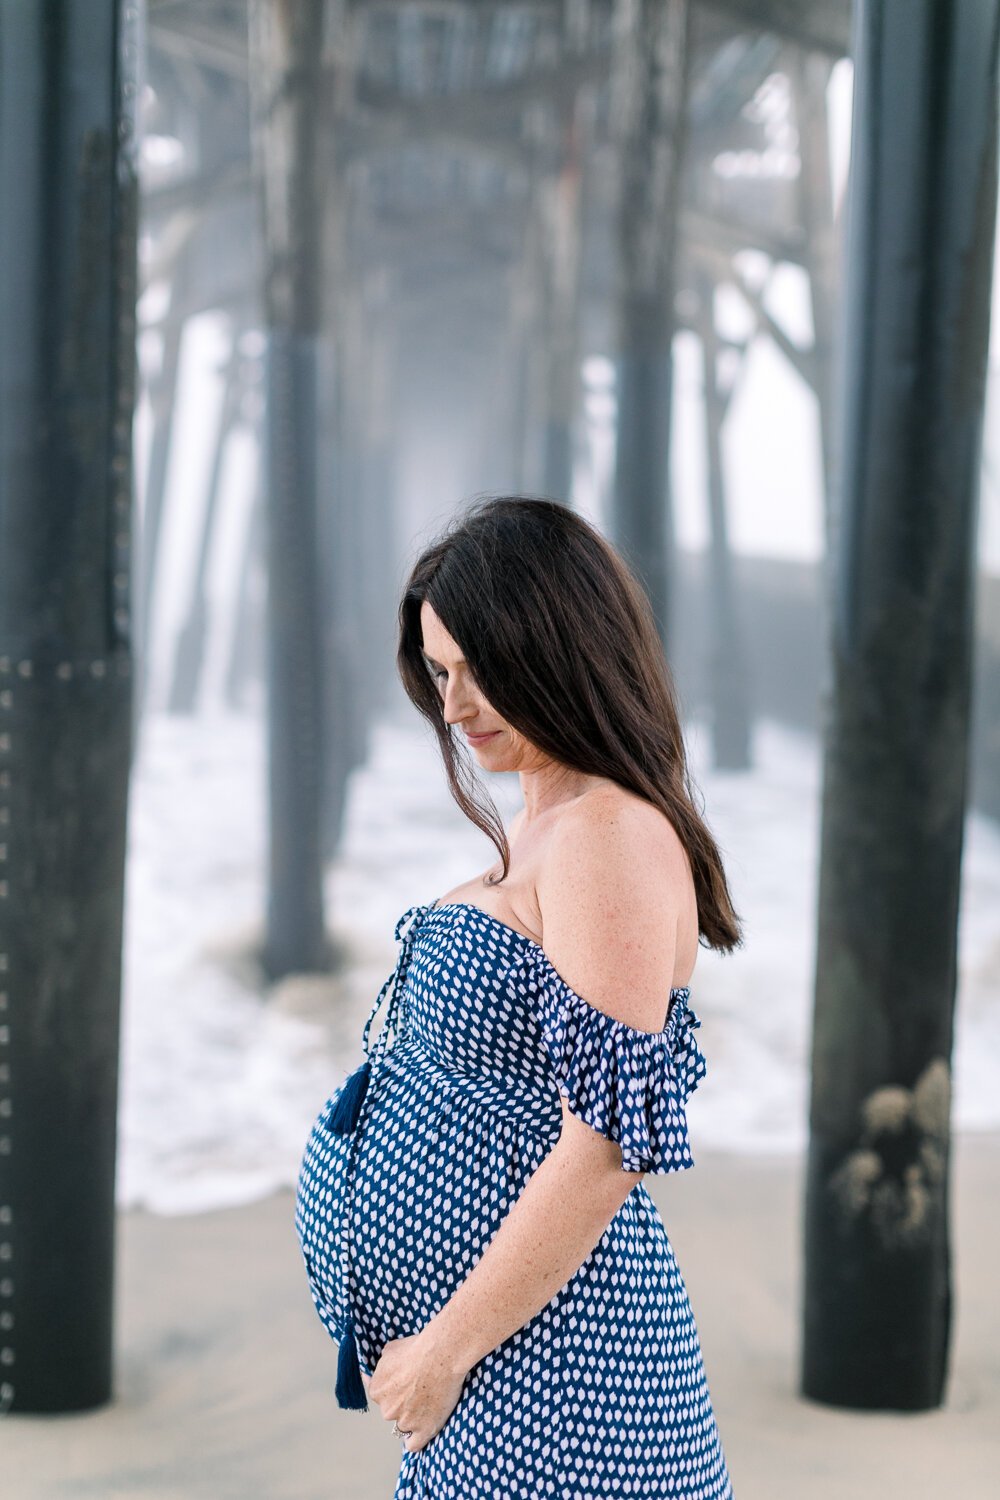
[397,495,743,954]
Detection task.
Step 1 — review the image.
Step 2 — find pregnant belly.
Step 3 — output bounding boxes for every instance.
[295,1042,560,1372]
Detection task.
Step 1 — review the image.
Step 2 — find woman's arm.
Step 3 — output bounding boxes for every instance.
[420,787,688,1377]
[420,1105,645,1376]
[368,789,690,1445]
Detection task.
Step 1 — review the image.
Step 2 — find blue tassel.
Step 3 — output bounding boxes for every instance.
[322,1059,370,1134]
[336,1313,369,1410]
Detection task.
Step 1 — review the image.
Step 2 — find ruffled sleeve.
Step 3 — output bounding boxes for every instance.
[523,948,709,1175]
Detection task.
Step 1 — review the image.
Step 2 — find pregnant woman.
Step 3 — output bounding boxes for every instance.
[295,495,743,1498]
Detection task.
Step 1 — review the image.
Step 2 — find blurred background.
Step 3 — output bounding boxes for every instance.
[122,1,1000,1215]
[2,1,999,1496]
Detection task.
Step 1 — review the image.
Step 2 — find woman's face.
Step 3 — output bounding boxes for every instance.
[419,600,546,774]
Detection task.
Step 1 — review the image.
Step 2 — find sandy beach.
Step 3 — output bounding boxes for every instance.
[5,1131,998,1500]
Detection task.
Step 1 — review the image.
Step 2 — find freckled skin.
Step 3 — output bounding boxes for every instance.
[417,600,699,996]
[365,603,703,1452]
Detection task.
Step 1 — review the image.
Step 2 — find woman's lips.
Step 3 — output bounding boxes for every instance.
[466,731,499,743]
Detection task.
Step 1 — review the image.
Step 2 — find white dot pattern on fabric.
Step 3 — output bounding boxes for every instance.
[294,900,735,1498]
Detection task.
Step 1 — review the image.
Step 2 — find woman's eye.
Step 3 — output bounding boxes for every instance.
[431,668,447,684]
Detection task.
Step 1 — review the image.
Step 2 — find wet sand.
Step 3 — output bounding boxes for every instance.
[5,1132,998,1500]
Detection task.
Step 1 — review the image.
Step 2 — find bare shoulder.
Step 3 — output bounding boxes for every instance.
[535,781,692,1030]
[547,781,690,891]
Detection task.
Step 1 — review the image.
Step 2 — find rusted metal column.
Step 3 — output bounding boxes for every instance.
[248,0,331,980]
[133,253,189,739]
[802,0,1000,1410]
[609,0,692,644]
[168,339,241,715]
[0,0,139,1412]
[693,266,751,772]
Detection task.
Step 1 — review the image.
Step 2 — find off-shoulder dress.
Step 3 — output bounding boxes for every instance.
[294,898,735,1499]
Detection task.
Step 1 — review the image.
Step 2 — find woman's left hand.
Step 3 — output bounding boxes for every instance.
[366,1329,469,1452]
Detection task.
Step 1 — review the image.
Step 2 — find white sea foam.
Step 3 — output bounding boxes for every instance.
[114,704,1000,1215]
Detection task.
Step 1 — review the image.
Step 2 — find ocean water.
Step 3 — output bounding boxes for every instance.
[115,705,1000,1215]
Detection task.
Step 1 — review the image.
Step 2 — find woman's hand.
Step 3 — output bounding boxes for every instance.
[366,1329,469,1453]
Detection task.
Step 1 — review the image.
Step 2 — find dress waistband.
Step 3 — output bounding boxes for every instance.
[379,1032,561,1140]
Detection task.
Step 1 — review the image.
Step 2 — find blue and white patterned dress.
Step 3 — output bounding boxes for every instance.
[294,898,735,1499]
